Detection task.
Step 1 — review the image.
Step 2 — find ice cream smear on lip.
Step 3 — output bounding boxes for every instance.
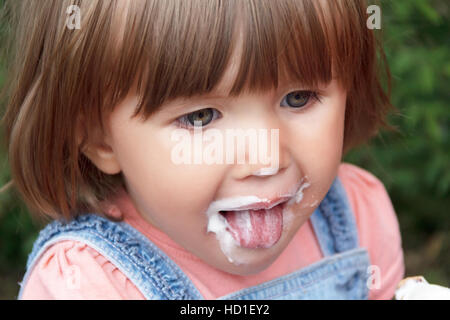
[205,179,311,265]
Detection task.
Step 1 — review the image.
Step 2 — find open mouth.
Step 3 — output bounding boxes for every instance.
[219,200,288,249]
[205,179,311,264]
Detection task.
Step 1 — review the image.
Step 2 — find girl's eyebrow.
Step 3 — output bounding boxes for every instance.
[159,77,327,112]
[162,92,236,110]
[153,95,227,117]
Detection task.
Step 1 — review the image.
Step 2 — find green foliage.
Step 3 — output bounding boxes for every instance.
[0,0,449,299]
[345,0,450,286]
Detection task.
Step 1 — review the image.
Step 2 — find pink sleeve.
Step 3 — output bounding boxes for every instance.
[338,163,405,300]
[20,240,145,300]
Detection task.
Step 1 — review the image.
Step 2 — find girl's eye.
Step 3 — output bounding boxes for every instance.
[280,90,320,109]
[176,108,221,129]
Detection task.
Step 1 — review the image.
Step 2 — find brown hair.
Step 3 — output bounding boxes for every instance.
[0,0,394,220]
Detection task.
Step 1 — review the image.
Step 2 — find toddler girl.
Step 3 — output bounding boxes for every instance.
[1,0,404,299]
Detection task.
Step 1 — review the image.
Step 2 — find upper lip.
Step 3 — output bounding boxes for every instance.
[224,196,292,211]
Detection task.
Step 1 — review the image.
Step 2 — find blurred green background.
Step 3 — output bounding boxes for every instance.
[0,0,448,299]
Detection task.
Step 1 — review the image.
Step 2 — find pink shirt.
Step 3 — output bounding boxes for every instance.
[20,163,405,299]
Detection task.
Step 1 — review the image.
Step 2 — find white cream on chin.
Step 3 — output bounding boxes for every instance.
[205,179,311,265]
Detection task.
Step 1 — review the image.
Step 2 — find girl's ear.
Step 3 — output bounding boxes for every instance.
[76,118,122,175]
[82,141,121,175]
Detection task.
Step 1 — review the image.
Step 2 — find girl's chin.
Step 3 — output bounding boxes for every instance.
[219,248,284,276]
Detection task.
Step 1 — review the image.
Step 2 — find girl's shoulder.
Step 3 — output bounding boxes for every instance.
[338,162,384,190]
[19,240,145,299]
[337,162,401,237]
[337,162,405,299]
[338,162,396,222]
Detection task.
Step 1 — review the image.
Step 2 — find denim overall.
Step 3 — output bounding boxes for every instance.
[18,177,371,300]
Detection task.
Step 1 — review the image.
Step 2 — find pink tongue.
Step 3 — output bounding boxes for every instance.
[222,205,283,249]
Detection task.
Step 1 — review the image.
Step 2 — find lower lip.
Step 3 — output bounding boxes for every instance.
[219,202,286,249]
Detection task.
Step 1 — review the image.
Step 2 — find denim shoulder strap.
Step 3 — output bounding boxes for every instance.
[309,176,360,257]
[18,214,203,300]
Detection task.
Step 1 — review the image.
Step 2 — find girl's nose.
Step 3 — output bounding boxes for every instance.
[226,94,291,180]
[229,129,292,181]
[231,148,291,180]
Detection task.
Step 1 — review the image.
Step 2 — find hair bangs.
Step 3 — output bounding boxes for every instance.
[2,0,391,219]
[103,0,370,122]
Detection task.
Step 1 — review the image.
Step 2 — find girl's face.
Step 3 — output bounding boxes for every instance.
[97,37,347,275]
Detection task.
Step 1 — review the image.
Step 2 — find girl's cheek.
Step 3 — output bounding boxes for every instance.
[286,92,346,205]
